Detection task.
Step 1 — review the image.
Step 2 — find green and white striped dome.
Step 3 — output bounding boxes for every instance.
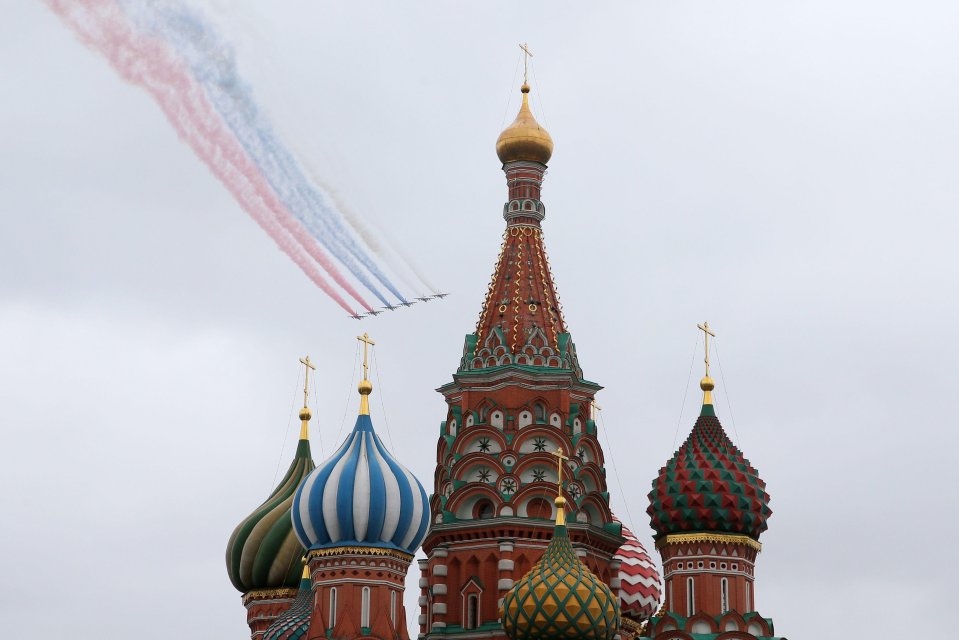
[226,435,315,592]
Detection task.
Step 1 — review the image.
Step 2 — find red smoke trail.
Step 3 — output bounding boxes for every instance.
[45,0,373,314]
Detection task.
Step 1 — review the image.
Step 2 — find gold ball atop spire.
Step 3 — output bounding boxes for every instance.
[496,83,554,165]
[358,379,373,396]
[700,375,715,392]
[298,407,312,421]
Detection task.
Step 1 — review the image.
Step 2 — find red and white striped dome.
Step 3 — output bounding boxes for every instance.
[612,516,662,622]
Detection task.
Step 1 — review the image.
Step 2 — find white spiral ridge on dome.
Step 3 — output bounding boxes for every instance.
[292,413,430,554]
[612,516,662,622]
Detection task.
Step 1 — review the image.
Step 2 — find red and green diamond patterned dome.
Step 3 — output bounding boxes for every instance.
[647,376,771,541]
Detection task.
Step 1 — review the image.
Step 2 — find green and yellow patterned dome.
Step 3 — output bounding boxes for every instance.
[501,497,620,640]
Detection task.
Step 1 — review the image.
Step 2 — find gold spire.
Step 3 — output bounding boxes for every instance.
[301,562,310,581]
[550,446,569,526]
[298,355,315,439]
[496,45,554,165]
[697,322,716,406]
[356,333,375,415]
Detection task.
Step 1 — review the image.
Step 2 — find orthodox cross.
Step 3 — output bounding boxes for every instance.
[519,42,533,84]
[697,321,716,376]
[590,399,602,421]
[299,355,315,408]
[357,332,375,380]
[551,446,569,496]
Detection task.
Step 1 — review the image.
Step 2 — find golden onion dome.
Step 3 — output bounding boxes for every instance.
[496,83,554,165]
[500,497,620,640]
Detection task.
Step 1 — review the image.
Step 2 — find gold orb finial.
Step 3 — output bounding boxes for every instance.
[356,333,376,416]
[298,355,316,440]
[700,375,715,392]
[495,82,554,165]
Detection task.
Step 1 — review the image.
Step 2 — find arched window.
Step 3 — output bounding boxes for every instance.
[466,593,480,629]
[533,402,547,423]
[328,587,337,629]
[391,590,397,627]
[721,578,729,614]
[526,497,552,519]
[686,577,695,617]
[361,586,371,628]
[475,500,495,519]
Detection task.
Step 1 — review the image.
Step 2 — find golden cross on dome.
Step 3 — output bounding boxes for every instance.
[590,399,602,420]
[299,355,315,408]
[550,446,569,526]
[697,321,716,376]
[551,446,569,495]
[357,333,375,381]
[519,42,533,84]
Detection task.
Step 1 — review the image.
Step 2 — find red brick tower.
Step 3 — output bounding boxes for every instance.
[418,80,624,640]
[642,324,784,639]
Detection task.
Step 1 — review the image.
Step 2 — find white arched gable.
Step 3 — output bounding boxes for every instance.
[518,410,533,428]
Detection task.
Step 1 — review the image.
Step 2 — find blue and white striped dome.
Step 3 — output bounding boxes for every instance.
[292,413,430,555]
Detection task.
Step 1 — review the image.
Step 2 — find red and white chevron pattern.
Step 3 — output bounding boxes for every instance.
[612,515,662,622]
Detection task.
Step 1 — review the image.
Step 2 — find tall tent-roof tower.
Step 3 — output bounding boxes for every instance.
[641,324,785,640]
[419,54,659,640]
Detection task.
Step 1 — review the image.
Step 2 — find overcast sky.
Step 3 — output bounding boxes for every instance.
[2,2,957,638]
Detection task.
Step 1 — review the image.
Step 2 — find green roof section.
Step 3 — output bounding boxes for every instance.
[226,433,315,593]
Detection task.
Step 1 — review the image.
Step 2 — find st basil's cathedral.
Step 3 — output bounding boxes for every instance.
[225,74,786,640]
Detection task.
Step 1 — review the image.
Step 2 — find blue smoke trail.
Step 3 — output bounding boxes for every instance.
[125,0,408,306]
